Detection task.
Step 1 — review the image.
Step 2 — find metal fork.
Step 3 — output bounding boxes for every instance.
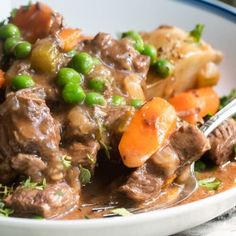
[89,99,236,217]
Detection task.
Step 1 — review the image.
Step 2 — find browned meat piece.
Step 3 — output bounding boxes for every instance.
[11,154,47,182]
[0,88,63,182]
[119,159,164,202]
[170,124,210,164]
[82,33,150,76]
[5,182,78,218]
[65,167,81,192]
[0,154,16,184]
[118,123,210,203]
[66,141,100,173]
[207,118,236,165]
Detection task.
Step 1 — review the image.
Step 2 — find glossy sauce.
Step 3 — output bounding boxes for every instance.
[61,161,236,220]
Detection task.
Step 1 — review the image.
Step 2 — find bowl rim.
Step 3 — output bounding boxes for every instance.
[0,0,236,227]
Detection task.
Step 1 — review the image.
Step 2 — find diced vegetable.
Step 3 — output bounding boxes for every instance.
[119,97,177,168]
[0,70,5,88]
[168,87,219,124]
[130,99,144,108]
[88,77,106,93]
[85,92,106,107]
[12,75,35,90]
[62,83,85,104]
[0,23,20,40]
[69,52,94,75]
[14,41,32,59]
[112,95,126,106]
[3,37,20,55]
[153,59,174,78]
[79,165,91,185]
[59,28,82,52]
[57,68,82,87]
[190,24,205,43]
[31,39,62,73]
[142,44,157,64]
[122,31,144,53]
[197,62,220,88]
[198,177,221,191]
[10,2,55,43]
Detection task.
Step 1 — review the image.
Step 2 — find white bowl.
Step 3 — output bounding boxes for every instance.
[1,0,236,235]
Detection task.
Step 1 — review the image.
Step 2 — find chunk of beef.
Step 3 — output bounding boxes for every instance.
[119,159,164,202]
[170,124,210,165]
[0,88,63,182]
[5,182,78,218]
[82,33,150,76]
[207,118,236,165]
[66,141,100,173]
[11,154,47,182]
[118,123,210,203]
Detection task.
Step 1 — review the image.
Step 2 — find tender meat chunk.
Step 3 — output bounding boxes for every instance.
[11,154,47,182]
[0,88,63,182]
[0,154,16,184]
[5,182,78,218]
[82,33,150,76]
[118,123,210,203]
[170,124,210,164]
[66,141,100,173]
[207,118,236,165]
[119,159,164,202]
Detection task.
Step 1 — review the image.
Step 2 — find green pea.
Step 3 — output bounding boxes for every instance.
[153,59,174,78]
[62,83,85,104]
[142,44,157,64]
[85,92,106,107]
[14,41,32,59]
[57,68,82,87]
[69,52,94,75]
[88,78,105,93]
[12,75,35,90]
[112,95,126,106]
[0,23,20,40]
[122,31,144,53]
[3,37,20,55]
[130,99,144,108]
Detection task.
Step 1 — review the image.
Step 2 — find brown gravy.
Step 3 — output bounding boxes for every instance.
[61,161,236,220]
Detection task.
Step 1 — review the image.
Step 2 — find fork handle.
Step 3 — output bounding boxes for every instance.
[200,99,236,137]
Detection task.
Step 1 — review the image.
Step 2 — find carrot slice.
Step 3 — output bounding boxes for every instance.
[58,28,82,52]
[168,87,219,124]
[0,70,5,88]
[10,3,58,43]
[119,97,177,168]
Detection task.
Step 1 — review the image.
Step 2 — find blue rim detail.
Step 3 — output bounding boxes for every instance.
[181,0,236,21]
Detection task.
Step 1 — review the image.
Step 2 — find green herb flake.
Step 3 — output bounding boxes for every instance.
[10,8,18,18]
[194,160,207,172]
[65,50,77,58]
[84,215,90,219]
[61,155,72,168]
[110,208,133,217]
[0,184,13,198]
[87,154,96,164]
[0,201,14,217]
[99,140,112,159]
[24,0,32,11]
[234,145,236,155]
[32,215,44,220]
[55,191,64,197]
[0,20,5,27]
[220,89,236,109]
[189,24,205,43]
[79,165,91,185]
[198,177,221,191]
[22,177,47,191]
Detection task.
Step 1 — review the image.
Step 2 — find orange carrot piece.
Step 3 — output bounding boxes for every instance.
[168,87,219,124]
[59,28,82,52]
[0,70,5,88]
[119,97,177,168]
[10,3,55,43]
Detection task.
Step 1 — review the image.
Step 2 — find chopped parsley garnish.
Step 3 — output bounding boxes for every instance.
[220,89,236,109]
[61,155,72,168]
[0,201,14,217]
[87,154,96,164]
[110,208,133,216]
[190,24,205,43]
[32,215,44,220]
[99,140,112,159]
[198,177,221,191]
[79,165,91,185]
[194,160,207,172]
[10,8,18,18]
[23,0,32,11]
[0,184,13,198]
[22,177,47,191]
[0,20,5,27]
[84,215,90,219]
